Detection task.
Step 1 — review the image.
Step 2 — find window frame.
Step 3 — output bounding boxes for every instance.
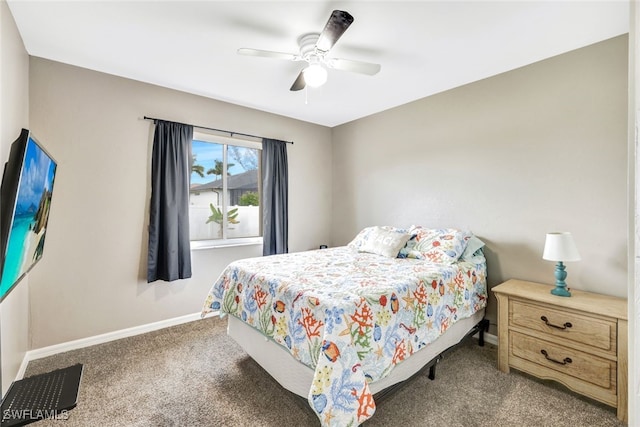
[189,130,263,250]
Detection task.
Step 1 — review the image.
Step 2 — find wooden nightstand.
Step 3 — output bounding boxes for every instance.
[492,279,628,423]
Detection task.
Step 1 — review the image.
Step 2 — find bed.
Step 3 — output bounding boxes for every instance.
[202,226,488,426]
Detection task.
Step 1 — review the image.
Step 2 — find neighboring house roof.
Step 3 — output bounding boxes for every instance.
[190,170,258,192]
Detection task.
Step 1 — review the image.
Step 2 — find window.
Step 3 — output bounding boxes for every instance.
[189,131,262,248]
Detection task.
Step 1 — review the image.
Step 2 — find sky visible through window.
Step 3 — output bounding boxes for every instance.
[191,139,246,185]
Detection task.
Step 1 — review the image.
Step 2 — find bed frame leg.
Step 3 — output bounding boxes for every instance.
[428,365,436,380]
[478,318,490,347]
[428,355,442,380]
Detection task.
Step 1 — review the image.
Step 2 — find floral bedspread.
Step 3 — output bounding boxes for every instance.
[202,247,487,426]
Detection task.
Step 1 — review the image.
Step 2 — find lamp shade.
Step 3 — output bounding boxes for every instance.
[543,232,581,262]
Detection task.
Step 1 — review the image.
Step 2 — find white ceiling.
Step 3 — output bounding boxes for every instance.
[7,1,630,128]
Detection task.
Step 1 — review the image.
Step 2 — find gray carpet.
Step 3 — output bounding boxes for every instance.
[23,316,623,427]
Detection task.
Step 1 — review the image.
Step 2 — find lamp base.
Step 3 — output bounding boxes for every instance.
[550,261,571,297]
[551,286,571,297]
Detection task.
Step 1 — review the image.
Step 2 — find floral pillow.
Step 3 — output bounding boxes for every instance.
[407,225,472,264]
[398,235,421,259]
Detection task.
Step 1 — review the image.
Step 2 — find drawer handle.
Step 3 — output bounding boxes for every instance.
[540,316,572,330]
[541,349,572,365]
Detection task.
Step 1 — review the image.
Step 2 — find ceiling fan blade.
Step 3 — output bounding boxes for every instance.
[315,10,354,53]
[290,70,306,91]
[325,58,381,76]
[237,48,298,61]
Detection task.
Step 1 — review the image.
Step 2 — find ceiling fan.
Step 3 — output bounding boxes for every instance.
[238,10,381,91]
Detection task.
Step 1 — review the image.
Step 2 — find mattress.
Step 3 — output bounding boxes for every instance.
[226,308,485,397]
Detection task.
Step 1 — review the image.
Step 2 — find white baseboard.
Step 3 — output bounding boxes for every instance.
[16,310,219,380]
[472,331,498,346]
[483,332,498,346]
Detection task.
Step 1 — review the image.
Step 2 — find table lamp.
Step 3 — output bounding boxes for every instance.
[542,232,581,297]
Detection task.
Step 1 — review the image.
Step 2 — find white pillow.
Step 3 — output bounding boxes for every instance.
[347,225,406,250]
[358,226,411,258]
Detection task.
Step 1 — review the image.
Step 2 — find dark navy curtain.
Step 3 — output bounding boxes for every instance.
[262,138,288,256]
[147,120,193,282]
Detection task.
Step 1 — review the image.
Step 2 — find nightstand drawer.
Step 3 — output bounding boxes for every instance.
[510,300,615,352]
[510,331,615,389]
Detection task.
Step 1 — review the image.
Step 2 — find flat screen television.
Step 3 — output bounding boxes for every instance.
[0,129,57,303]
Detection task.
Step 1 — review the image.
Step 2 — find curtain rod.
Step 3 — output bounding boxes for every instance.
[143,116,294,145]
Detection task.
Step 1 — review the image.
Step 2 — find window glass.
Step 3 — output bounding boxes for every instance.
[189,133,261,245]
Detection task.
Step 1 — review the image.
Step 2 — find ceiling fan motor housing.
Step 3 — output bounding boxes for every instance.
[298,33,322,59]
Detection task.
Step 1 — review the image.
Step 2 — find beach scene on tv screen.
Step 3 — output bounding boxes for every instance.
[0,137,56,295]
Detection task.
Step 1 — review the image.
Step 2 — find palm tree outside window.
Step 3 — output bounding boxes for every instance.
[189,131,262,246]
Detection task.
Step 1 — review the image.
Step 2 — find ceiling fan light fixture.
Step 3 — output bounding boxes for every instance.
[303,64,327,88]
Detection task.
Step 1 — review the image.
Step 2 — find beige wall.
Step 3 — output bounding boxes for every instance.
[0,0,30,393]
[27,58,332,349]
[332,35,628,332]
